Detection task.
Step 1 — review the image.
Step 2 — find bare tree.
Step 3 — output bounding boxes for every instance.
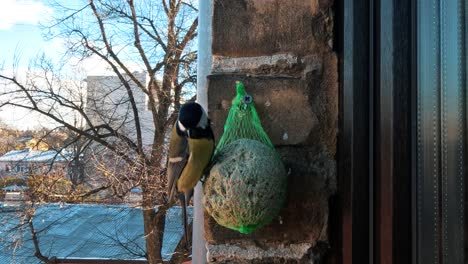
[0,0,198,263]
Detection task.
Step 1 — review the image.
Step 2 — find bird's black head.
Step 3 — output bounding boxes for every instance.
[178,102,208,130]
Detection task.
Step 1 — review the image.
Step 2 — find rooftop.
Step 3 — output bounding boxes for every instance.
[0,149,73,163]
[0,204,193,263]
[2,185,28,192]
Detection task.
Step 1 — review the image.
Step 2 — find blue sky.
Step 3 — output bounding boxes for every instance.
[0,0,113,130]
[0,0,56,64]
[0,0,195,130]
[0,1,58,129]
[0,1,95,69]
[0,24,45,63]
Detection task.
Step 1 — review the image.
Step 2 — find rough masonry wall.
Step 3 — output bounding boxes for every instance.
[206,0,337,263]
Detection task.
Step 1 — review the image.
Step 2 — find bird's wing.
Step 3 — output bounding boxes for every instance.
[167,124,189,203]
[177,137,215,192]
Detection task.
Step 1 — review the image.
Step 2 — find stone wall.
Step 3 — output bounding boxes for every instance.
[205,0,337,263]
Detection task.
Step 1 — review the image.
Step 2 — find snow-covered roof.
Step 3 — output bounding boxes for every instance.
[0,204,193,263]
[130,187,143,193]
[2,185,28,192]
[0,149,72,163]
[0,149,29,161]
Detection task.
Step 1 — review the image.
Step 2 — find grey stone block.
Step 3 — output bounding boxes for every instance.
[212,0,333,57]
[207,74,318,146]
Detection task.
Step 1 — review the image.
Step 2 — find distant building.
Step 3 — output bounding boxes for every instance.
[2,185,27,206]
[0,149,73,178]
[84,73,158,193]
[125,187,143,204]
[15,135,34,145]
[85,73,155,147]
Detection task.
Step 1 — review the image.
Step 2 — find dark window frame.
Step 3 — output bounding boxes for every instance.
[336,0,414,263]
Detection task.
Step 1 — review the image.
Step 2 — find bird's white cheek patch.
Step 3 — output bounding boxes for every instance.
[178,121,187,132]
[169,157,183,163]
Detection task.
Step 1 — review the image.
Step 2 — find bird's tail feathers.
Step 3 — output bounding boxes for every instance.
[179,192,191,249]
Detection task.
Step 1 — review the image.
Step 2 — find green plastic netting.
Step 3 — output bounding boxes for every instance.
[214,81,273,155]
[204,82,287,234]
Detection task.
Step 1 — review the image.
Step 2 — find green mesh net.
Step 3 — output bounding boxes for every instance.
[204,82,287,234]
[204,139,287,234]
[214,81,273,155]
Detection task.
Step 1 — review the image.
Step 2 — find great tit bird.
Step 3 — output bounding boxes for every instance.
[166,101,215,247]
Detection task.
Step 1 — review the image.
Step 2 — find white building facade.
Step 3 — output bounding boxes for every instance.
[85,72,155,148]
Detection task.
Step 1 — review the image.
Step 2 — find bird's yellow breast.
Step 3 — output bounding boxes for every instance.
[177,137,214,192]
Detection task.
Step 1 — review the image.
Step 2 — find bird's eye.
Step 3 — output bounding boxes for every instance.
[242,95,253,104]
